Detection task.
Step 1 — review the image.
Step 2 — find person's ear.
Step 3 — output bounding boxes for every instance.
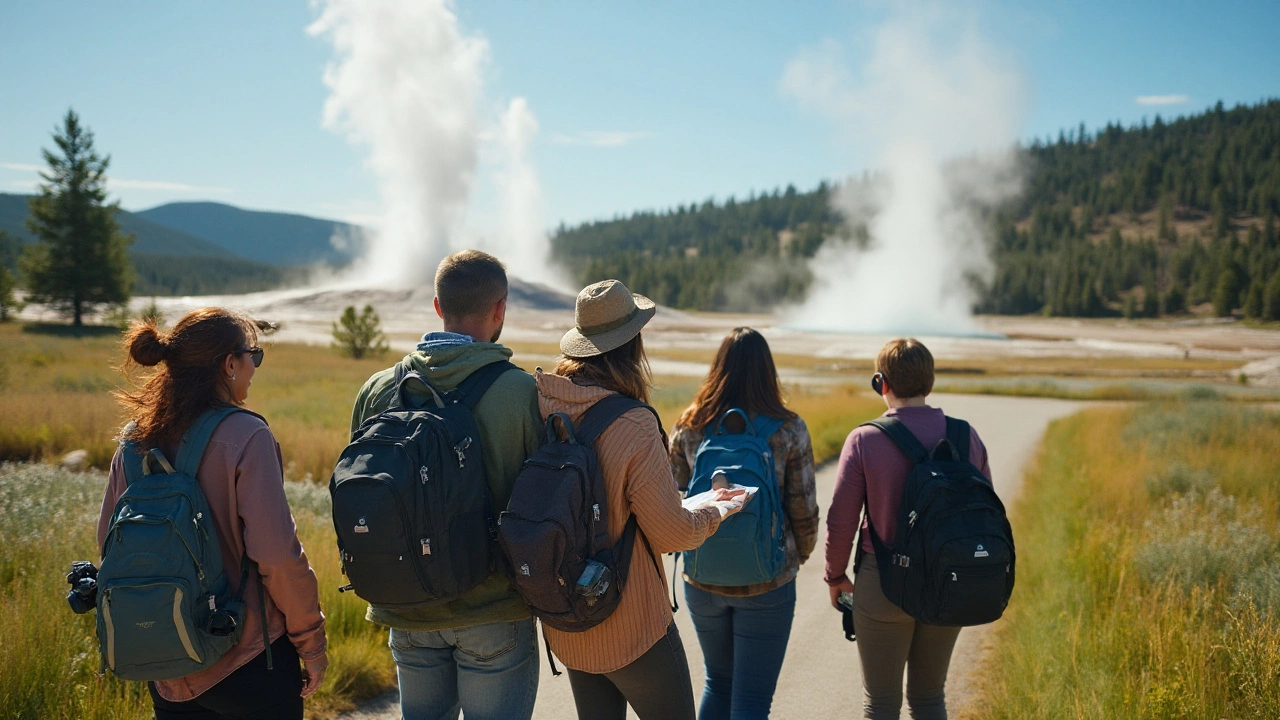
[222,352,236,380]
[433,297,445,320]
[493,297,507,323]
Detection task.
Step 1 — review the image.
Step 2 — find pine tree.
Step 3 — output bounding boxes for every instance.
[1211,187,1230,239]
[19,110,133,326]
[332,305,389,359]
[0,266,22,322]
[1141,284,1159,318]
[1213,268,1241,317]
[1163,283,1186,315]
[1243,281,1263,319]
[1265,269,1280,321]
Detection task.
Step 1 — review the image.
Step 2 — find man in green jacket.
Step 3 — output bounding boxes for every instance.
[349,250,542,720]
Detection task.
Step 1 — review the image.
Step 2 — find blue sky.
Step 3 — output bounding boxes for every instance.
[1,1,1277,228]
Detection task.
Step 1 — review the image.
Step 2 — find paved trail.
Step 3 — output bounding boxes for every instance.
[340,394,1088,720]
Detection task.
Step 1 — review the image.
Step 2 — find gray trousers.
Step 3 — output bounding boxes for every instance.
[854,553,962,720]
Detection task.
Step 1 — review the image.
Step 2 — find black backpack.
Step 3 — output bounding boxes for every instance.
[498,394,663,634]
[330,360,517,609]
[859,416,1015,626]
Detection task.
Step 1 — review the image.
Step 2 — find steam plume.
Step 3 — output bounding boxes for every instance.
[310,0,554,289]
[782,4,1024,334]
[494,98,563,287]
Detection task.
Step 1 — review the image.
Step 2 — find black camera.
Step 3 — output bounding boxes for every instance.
[66,561,99,614]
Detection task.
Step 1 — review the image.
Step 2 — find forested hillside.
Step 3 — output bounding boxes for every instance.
[551,99,1280,318]
[1,194,293,296]
[137,202,357,266]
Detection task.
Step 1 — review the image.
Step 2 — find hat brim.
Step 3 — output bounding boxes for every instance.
[560,294,657,358]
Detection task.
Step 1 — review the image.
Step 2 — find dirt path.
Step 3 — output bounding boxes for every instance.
[339,393,1088,720]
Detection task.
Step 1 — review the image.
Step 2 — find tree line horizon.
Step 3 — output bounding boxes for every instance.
[4,99,1280,326]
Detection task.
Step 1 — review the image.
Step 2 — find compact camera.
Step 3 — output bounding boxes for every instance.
[66,561,99,614]
[574,560,612,603]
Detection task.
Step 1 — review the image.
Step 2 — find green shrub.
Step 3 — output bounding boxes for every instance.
[331,305,389,360]
[1143,462,1215,498]
[1135,490,1276,590]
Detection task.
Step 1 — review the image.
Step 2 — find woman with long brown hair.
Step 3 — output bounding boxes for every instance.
[97,308,327,720]
[669,327,819,720]
[536,279,745,720]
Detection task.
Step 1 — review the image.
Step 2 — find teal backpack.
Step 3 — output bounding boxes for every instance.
[97,407,270,681]
[682,409,788,587]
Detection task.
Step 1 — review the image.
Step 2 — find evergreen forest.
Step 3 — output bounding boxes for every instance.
[551,99,1280,319]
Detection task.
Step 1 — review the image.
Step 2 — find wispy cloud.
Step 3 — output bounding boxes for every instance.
[2,161,230,194]
[1,162,43,172]
[552,130,653,148]
[107,178,232,193]
[1136,94,1189,106]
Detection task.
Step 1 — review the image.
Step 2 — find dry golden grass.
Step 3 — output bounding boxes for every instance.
[965,403,1280,719]
[0,323,883,477]
[0,466,393,720]
[0,320,886,718]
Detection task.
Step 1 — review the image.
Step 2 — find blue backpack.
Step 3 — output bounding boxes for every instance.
[681,409,788,586]
[97,407,270,680]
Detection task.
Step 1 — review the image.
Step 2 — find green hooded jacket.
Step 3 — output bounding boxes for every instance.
[349,341,541,631]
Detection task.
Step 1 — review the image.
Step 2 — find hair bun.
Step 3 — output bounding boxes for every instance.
[128,323,169,367]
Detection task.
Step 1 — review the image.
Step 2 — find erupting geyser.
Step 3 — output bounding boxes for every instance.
[782,3,1025,335]
[309,0,558,289]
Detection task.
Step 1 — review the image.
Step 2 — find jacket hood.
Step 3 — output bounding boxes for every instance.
[402,342,515,393]
[535,369,614,421]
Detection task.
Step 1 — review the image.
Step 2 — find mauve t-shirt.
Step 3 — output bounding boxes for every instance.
[823,405,992,584]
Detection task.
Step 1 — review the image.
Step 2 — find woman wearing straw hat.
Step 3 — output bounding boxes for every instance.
[536,279,745,720]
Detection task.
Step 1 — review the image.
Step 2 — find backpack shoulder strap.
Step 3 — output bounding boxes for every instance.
[450,360,521,409]
[175,406,249,477]
[859,417,929,465]
[389,362,409,411]
[752,413,788,441]
[391,361,445,411]
[120,439,146,487]
[943,417,971,464]
[575,394,662,448]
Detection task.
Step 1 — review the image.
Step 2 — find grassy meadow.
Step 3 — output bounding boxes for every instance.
[0,320,884,718]
[966,402,1280,719]
[0,464,394,719]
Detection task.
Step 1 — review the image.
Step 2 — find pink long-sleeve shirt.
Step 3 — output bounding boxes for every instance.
[824,405,991,585]
[98,412,326,702]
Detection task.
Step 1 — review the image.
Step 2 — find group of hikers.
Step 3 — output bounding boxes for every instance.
[85,249,1015,720]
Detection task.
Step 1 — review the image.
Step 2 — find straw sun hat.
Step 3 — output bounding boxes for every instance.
[560,279,657,358]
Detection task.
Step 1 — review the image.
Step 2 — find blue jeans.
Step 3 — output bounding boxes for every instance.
[684,580,797,720]
[389,618,538,720]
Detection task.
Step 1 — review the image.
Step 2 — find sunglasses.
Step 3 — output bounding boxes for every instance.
[233,346,265,368]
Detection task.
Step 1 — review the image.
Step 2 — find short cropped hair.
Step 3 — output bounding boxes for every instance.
[434,250,508,321]
[876,338,934,399]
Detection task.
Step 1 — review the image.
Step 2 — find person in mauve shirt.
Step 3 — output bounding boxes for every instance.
[99,307,327,720]
[824,338,991,720]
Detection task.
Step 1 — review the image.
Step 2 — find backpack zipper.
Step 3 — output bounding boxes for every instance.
[454,437,472,467]
[111,515,207,583]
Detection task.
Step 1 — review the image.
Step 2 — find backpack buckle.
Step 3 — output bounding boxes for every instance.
[893,554,911,568]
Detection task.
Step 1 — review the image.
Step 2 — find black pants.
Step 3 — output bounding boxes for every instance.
[150,637,302,720]
[566,622,696,720]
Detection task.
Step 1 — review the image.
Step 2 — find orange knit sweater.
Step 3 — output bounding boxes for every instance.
[535,370,722,674]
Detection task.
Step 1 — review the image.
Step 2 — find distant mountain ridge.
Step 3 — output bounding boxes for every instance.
[1,193,230,257]
[0,192,292,296]
[136,201,360,266]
